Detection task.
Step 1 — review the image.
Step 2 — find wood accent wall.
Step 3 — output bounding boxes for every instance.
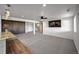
[2,20,25,34]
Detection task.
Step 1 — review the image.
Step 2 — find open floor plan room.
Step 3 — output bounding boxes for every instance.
[15,32,77,54]
[0,4,79,54]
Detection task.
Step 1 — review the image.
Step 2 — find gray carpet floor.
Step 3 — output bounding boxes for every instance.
[16,32,78,54]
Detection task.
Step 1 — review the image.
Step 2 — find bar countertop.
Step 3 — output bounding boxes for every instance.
[0,32,16,40]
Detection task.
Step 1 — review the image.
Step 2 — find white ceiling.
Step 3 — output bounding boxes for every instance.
[0,4,77,21]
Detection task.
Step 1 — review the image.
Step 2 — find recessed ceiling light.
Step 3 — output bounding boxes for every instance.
[43,4,46,7]
[22,16,24,17]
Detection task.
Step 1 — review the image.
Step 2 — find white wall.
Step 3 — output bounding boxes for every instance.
[0,15,1,32]
[25,22,33,33]
[43,16,74,39]
[74,5,79,53]
[74,15,79,53]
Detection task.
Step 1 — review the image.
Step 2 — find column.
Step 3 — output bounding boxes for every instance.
[33,22,35,35]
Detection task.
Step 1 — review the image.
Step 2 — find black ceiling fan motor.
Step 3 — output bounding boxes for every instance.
[41,16,47,19]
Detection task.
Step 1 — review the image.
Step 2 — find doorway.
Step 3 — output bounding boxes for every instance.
[35,21,43,33]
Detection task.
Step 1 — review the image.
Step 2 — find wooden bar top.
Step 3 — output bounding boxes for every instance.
[0,31,31,54]
[6,38,32,54]
[0,31,16,40]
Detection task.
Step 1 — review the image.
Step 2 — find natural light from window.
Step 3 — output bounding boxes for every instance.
[74,16,77,32]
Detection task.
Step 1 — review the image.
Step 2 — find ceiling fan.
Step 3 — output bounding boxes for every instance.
[40,16,47,19]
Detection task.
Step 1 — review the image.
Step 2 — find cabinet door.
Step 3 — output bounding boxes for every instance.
[2,20,25,34]
[2,20,9,32]
[13,21,19,34]
[8,21,13,32]
[18,22,25,34]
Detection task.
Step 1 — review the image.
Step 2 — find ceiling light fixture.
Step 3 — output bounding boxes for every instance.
[3,4,11,32]
[4,4,11,20]
[43,4,46,7]
[22,16,24,17]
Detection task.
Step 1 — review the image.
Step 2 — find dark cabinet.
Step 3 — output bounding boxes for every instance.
[2,20,25,34]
